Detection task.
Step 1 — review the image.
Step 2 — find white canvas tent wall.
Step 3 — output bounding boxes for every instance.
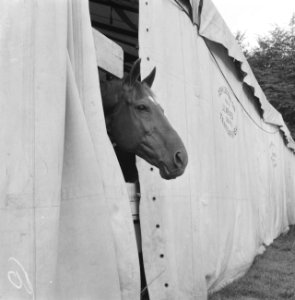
[1,0,295,300]
[138,0,295,298]
[0,1,140,299]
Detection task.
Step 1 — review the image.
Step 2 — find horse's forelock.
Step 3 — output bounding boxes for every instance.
[109,79,158,107]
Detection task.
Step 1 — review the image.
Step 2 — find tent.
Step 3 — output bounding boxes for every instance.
[138,0,295,297]
[1,0,295,299]
[0,1,139,299]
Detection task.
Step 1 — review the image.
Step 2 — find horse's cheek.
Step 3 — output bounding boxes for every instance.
[112,117,137,151]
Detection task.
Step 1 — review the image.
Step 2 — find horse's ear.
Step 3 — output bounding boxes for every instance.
[142,67,156,88]
[123,58,141,87]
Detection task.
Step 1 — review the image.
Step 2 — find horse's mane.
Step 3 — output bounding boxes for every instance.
[100,80,123,114]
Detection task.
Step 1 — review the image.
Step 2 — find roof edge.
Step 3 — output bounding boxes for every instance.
[196,0,295,152]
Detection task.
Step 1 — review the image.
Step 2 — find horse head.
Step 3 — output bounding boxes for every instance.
[101,59,188,180]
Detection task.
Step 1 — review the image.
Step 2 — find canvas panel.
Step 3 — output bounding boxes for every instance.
[139,1,209,299]
[139,0,295,297]
[0,0,140,299]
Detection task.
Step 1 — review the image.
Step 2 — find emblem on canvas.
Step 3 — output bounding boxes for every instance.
[218,86,238,137]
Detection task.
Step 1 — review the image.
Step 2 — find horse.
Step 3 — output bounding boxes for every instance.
[100,59,188,180]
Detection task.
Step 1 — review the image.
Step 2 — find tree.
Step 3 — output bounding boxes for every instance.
[235,30,249,55]
[237,14,295,138]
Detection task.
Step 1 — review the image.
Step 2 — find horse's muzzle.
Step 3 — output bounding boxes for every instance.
[159,149,188,180]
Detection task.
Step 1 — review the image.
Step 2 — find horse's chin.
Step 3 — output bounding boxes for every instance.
[159,164,185,180]
[135,151,186,180]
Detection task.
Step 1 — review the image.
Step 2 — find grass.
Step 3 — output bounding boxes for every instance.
[209,226,295,300]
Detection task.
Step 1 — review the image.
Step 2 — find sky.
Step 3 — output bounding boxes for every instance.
[212,0,295,48]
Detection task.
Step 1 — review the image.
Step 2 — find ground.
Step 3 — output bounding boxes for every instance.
[209,226,295,300]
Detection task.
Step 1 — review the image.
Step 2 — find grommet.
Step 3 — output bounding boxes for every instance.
[152,196,156,201]
[147,57,150,61]
[156,224,160,228]
[150,167,154,171]
[160,254,164,258]
[164,283,169,288]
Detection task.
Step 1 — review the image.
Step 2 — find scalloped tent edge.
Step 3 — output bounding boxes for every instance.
[195,0,295,153]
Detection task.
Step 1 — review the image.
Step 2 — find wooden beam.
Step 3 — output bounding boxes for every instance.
[92,21,138,38]
[90,0,138,13]
[92,28,124,78]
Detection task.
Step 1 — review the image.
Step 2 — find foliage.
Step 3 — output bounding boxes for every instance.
[237,14,295,139]
[235,30,249,56]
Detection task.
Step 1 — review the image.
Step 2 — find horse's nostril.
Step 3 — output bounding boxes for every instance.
[174,151,186,168]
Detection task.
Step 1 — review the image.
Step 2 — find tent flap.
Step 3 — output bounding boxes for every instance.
[0,0,140,299]
[197,0,295,152]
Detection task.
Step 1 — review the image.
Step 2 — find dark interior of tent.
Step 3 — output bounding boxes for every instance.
[89,0,139,73]
[90,0,140,183]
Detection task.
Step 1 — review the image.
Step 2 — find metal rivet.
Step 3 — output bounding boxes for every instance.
[164,283,169,287]
[145,1,148,5]
[150,167,154,171]
[147,57,150,61]
[152,196,156,201]
[156,224,160,228]
[146,28,149,32]
[160,254,164,258]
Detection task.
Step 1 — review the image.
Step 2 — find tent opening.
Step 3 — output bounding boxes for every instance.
[89,0,149,295]
[90,0,140,183]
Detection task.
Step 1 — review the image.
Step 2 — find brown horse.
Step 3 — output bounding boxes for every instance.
[101,59,188,180]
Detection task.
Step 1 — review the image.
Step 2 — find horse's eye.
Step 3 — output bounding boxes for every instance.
[135,104,148,111]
